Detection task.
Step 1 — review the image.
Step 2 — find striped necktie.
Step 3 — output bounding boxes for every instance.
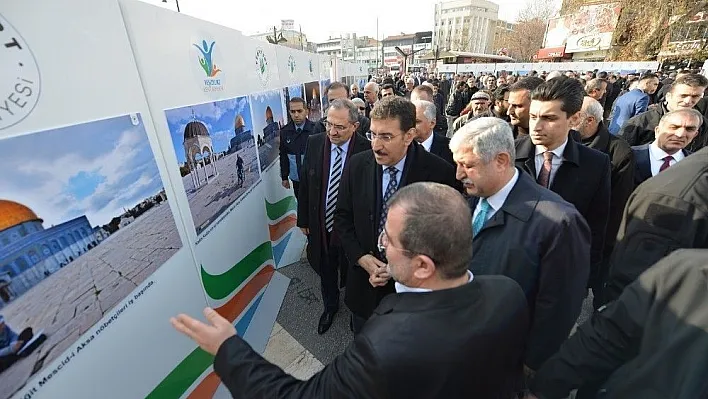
[378,166,399,236]
[324,146,344,232]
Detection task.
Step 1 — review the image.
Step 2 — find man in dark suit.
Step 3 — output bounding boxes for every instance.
[410,84,448,135]
[631,108,702,187]
[279,97,323,200]
[515,77,611,297]
[335,97,459,333]
[322,82,370,137]
[572,96,635,300]
[172,182,530,399]
[601,146,708,305]
[297,99,370,334]
[412,99,454,165]
[450,117,591,373]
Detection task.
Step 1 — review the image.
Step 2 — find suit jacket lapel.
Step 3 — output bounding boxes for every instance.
[635,147,651,182]
[399,142,420,187]
[516,137,537,177]
[550,138,580,192]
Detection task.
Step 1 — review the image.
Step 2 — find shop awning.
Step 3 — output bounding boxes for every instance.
[536,47,567,59]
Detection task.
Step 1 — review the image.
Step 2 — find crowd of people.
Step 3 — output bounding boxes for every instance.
[171,67,708,398]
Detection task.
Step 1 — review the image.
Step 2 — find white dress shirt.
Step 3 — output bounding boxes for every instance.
[328,138,352,180]
[473,169,519,223]
[382,155,406,194]
[395,270,474,293]
[648,141,684,176]
[420,132,435,152]
[534,138,568,186]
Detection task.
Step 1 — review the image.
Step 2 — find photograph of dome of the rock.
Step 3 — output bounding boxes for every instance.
[250,90,285,172]
[0,114,181,397]
[165,97,260,237]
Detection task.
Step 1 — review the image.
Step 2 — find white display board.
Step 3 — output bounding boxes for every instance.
[0,1,208,398]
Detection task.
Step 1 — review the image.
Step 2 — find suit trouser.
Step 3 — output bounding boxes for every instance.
[292,181,300,201]
[320,232,346,313]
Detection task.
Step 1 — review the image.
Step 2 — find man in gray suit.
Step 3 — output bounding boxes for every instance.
[450,117,592,373]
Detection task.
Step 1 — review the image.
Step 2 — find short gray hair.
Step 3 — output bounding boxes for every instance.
[351,97,365,107]
[364,82,379,93]
[546,71,563,81]
[449,117,515,164]
[585,78,605,93]
[388,182,472,279]
[582,96,604,121]
[406,77,415,84]
[660,108,704,128]
[413,100,436,122]
[328,98,359,123]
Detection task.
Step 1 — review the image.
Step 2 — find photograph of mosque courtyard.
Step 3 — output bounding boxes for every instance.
[165,97,261,236]
[0,114,182,397]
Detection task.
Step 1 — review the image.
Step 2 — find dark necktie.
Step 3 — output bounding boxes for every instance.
[659,155,674,173]
[324,147,343,232]
[378,167,399,236]
[296,127,302,133]
[536,151,554,188]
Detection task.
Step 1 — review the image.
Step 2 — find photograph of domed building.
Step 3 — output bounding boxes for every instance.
[250,89,285,172]
[165,96,260,236]
[0,114,181,396]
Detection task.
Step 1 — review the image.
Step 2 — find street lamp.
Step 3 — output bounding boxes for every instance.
[162,0,180,12]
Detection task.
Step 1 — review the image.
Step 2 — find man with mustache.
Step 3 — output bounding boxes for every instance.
[334,96,458,333]
[450,117,590,375]
[515,76,611,305]
[507,77,545,139]
[631,108,702,187]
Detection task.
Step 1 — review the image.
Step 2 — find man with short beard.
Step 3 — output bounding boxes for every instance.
[507,77,545,138]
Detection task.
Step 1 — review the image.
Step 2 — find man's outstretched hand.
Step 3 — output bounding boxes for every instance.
[171,308,237,356]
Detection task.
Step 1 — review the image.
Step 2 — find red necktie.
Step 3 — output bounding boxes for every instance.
[659,155,674,173]
[537,151,554,188]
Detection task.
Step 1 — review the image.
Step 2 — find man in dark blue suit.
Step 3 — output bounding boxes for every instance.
[608,74,660,135]
[631,108,702,187]
[452,116,590,374]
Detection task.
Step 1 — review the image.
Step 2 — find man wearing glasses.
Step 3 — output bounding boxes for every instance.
[172,183,529,398]
[297,98,370,335]
[334,97,459,333]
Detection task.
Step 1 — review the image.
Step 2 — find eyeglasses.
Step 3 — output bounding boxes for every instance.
[378,230,436,263]
[366,132,401,142]
[325,121,351,132]
[358,107,366,111]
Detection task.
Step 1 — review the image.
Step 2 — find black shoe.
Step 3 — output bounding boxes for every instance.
[318,310,336,335]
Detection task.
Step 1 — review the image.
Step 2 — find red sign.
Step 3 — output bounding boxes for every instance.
[536,47,567,59]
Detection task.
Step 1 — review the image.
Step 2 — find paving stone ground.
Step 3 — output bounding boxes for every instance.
[182,146,260,235]
[0,202,181,399]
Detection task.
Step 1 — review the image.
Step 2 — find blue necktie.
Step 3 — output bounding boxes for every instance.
[472,198,491,236]
[378,167,399,236]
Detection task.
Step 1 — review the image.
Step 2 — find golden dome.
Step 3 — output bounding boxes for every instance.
[0,199,43,233]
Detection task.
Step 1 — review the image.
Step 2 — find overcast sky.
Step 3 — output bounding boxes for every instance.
[141,0,556,43]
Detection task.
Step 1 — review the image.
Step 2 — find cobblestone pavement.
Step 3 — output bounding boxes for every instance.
[0,202,181,398]
[182,146,260,236]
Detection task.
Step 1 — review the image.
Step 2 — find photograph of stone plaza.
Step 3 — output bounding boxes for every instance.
[165,97,261,236]
[251,90,285,172]
[0,114,182,397]
[320,79,332,115]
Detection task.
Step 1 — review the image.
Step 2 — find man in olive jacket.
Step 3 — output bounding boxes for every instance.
[601,146,708,304]
[529,249,708,399]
